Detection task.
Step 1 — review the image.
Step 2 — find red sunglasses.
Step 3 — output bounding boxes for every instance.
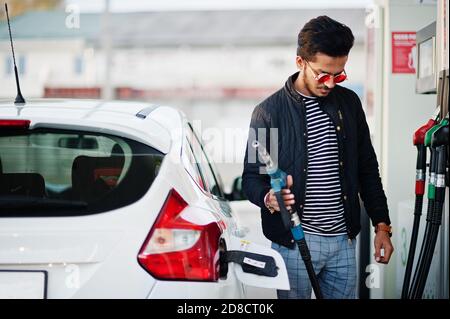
[305,61,347,84]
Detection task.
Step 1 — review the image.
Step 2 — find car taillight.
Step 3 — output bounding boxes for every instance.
[138,188,222,281]
[0,119,30,130]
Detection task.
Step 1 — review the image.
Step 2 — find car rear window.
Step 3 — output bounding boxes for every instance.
[0,128,164,217]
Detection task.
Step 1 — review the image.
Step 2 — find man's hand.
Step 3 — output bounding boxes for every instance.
[265,175,295,213]
[374,223,394,264]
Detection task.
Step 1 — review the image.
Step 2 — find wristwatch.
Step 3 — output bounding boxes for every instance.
[264,192,276,213]
[375,224,393,237]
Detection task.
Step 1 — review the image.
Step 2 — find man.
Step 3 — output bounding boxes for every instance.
[242,16,394,299]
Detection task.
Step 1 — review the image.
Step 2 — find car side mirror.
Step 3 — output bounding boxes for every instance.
[226,176,247,201]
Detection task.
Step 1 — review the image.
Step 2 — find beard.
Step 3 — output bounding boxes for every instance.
[302,71,331,97]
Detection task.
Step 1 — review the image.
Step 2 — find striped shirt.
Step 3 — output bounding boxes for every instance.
[300,93,347,236]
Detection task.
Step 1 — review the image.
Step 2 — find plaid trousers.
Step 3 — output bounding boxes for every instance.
[272,233,357,299]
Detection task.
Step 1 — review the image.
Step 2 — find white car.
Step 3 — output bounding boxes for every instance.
[0,99,288,299]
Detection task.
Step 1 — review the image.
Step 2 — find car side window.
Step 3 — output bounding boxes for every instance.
[186,123,224,199]
[183,137,207,192]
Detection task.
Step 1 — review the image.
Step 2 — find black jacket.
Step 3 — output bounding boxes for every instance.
[242,72,391,248]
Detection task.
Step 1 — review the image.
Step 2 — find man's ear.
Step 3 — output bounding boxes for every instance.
[296,56,305,71]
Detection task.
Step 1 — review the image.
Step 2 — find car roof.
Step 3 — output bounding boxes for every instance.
[0,99,183,154]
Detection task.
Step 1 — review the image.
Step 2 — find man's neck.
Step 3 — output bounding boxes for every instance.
[294,72,315,98]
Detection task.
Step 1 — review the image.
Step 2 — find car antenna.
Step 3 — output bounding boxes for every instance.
[4,3,26,105]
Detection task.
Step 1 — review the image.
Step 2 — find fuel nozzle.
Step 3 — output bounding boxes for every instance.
[431,119,449,190]
[424,118,448,201]
[413,119,436,146]
[431,119,449,148]
[252,140,276,173]
[252,140,287,192]
[413,119,436,196]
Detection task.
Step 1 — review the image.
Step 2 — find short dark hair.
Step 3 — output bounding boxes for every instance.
[297,16,354,60]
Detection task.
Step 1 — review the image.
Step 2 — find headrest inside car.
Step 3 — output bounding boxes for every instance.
[0,173,46,197]
[72,152,125,202]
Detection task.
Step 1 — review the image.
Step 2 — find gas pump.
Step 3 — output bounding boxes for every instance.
[401,117,436,299]
[397,2,450,297]
[408,116,449,299]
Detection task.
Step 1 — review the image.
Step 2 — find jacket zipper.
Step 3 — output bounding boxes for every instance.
[338,109,347,140]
